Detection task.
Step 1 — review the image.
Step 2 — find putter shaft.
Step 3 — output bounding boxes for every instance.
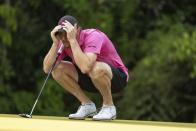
[29,54,60,116]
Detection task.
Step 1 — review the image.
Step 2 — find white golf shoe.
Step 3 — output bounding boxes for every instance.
[93,105,116,120]
[69,102,97,120]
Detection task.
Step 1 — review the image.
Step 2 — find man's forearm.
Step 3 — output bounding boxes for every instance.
[70,39,93,73]
[43,43,58,73]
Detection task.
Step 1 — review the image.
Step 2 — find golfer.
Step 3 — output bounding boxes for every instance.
[43,15,129,120]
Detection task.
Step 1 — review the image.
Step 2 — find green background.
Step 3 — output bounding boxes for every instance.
[0,0,196,122]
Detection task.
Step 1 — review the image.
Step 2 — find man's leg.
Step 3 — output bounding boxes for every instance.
[88,62,113,106]
[52,61,97,119]
[88,62,116,120]
[52,61,91,104]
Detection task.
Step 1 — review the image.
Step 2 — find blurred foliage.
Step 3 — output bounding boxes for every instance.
[0,0,196,122]
[119,22,196,122]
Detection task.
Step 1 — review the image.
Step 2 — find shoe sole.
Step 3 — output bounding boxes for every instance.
[68,117,85,120]
[92,115,116,121]
[68,112,97,120]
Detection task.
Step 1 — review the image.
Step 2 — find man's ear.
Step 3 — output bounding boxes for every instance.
[77,25,81,32]
[74,23,78,30]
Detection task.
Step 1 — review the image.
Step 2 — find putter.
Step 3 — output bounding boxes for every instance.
[19,43,64,118]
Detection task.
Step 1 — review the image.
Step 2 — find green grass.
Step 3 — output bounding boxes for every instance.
[0,114,196,128]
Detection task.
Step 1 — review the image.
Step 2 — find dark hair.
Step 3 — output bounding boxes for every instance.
[58,15,78,26]
[55,15,78,36]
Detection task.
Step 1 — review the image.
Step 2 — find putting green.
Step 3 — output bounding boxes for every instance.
[0,114,196,131]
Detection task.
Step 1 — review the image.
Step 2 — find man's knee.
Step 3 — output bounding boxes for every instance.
[52,63,66,80]
[52,61,79,82]
[89,62,112,80]
[90,67,105,80]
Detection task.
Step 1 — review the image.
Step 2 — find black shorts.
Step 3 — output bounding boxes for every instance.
[75,64,127,93]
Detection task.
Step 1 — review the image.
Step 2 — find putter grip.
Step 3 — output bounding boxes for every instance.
[57,42,64,55]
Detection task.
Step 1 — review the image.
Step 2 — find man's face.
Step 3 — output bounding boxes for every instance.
[57,31,70,48]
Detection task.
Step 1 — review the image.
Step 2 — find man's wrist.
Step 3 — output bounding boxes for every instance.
[69,39,78,48]
[69,38,77,44]
[52,43,58,48]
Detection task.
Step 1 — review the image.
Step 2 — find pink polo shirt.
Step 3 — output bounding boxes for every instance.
[58,29,129,81]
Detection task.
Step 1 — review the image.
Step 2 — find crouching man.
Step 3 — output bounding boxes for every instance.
[43,15,129,120]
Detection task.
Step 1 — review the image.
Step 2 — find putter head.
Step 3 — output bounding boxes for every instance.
[18,113,32,118]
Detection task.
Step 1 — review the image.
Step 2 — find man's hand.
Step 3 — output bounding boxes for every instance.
[50,25,62,44]
[62,21,77,43]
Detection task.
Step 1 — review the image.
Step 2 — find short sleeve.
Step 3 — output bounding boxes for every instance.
[83,31,103,54]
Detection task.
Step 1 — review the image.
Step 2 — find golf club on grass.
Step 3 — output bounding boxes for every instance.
[19,43,64,118]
